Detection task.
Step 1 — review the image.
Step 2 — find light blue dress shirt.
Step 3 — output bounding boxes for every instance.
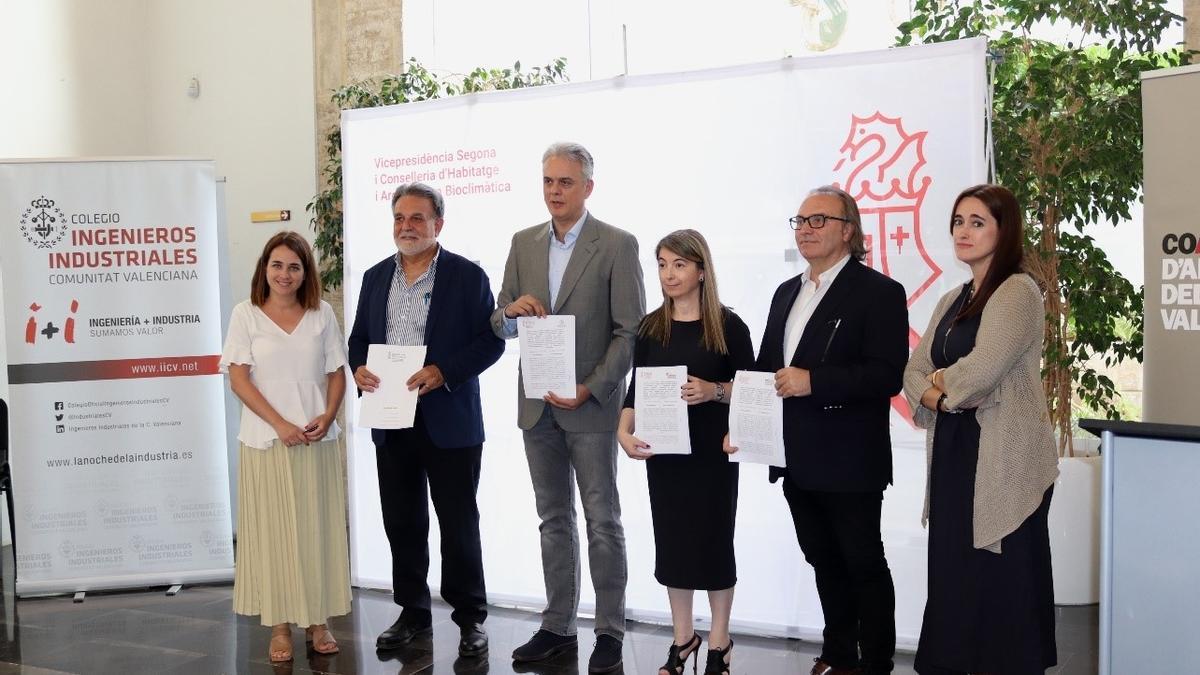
[500,211,587,337]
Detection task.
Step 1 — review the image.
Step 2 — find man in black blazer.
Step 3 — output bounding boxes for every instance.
[349,183,504,659]
[740,185,907,675]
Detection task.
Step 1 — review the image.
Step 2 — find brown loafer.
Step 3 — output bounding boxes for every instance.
[811,658,861,675]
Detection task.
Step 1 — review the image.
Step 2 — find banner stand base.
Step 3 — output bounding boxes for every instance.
[17,567,234,598]
[72,592,84,603]
[166,584,182,596]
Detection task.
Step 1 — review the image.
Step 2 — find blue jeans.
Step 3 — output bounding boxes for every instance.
[523,409,627,640]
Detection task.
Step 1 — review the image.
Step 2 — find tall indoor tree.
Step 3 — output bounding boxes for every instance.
[897,0,1191,452]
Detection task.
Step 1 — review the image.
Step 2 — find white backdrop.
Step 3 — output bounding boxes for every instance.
[342,38,986,646]
[0,159,234,595]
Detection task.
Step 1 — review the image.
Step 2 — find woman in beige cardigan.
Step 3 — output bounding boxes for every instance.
[903,185,1059,675]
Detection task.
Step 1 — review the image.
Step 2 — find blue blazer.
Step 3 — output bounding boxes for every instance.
[348,247,504,449]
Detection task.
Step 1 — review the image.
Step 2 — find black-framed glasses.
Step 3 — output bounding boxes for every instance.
[788,214,849,230]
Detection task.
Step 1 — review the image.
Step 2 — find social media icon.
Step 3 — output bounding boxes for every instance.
[54,402,64,411]
[55,425,65,433]
[55,414,64,421]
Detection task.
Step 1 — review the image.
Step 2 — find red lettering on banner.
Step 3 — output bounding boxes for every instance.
[24,300,78,345]
[25,304,39,344]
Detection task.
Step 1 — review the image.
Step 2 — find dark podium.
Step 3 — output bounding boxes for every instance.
[1080,419,1200,675]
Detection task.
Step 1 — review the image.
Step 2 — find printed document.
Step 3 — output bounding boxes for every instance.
[728,370,786,465]
[518,315,576,399]
[357,344,426,429]
[633,365,691,455]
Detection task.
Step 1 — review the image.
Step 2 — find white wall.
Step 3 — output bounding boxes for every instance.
[403,0,913,80]
[0,0,317,303]
[0,0,150,157]
[142,0,318,303]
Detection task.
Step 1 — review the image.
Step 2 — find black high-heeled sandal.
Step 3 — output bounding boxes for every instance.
[659,632,701,674]
[703,637,733,674]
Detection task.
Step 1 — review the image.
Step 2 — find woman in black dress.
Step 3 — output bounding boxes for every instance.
[617,229,755,675]
[904,185,1059,674]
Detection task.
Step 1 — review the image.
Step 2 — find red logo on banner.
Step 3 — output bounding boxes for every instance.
[25,300,79,345]
[833,112,939,423]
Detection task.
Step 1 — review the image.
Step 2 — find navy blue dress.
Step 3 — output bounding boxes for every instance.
[914,284,1057,675]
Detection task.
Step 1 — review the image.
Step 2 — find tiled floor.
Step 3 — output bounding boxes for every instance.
[0,548,1097,674]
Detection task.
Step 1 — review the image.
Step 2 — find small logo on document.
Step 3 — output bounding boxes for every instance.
[19,196,69,249]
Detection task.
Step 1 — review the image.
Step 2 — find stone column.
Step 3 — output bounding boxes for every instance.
[311,0,404,310]
[1187,0,1200,53]
[311,0,404,461]
[313,0,405,197]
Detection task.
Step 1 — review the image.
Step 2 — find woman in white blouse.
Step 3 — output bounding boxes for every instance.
[220,231,351,663]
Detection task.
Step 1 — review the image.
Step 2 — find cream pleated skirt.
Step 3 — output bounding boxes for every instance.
[233,439,352,626]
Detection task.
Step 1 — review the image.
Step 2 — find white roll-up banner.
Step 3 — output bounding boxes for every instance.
[0,158,234,596]
[341,38,987,646]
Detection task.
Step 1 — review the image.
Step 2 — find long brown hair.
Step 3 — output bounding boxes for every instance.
[951,184,1024,321]
[640,229,729,354]
[250,231,321,310]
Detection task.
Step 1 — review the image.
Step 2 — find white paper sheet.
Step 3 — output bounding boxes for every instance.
[728,370,786,466]
[633,365,691,455]
[357,344,426,429]
[518,315,577,399]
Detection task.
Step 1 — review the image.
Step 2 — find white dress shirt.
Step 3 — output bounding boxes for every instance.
[782,254,852,365]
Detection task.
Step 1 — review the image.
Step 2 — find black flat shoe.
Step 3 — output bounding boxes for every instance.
[704,637,733,674]
[660,632,701,674]
[588,634,623,673]
[512,629,578,662]
[458,622,489,657]
[376,616,432,651]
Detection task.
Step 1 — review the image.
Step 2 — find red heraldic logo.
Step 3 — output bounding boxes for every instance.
[832,112,940,423]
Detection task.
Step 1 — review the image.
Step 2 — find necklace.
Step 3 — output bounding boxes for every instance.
[941,282,975,364]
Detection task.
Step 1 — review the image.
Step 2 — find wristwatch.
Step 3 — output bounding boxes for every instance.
[937,392,963,414]
[714,382,726,402]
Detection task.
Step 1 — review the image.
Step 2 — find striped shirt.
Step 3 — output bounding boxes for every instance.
[385,247,440,346]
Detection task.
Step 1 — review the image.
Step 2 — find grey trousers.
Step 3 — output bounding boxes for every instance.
[523,409,627,640]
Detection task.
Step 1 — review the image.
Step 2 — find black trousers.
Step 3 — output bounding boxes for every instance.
[376,415,486,627]
[783,480,896,674]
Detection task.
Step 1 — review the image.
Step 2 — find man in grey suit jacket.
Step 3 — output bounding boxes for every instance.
[491,142,645,673]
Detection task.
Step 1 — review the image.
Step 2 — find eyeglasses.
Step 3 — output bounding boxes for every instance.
[788,214,849,230]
